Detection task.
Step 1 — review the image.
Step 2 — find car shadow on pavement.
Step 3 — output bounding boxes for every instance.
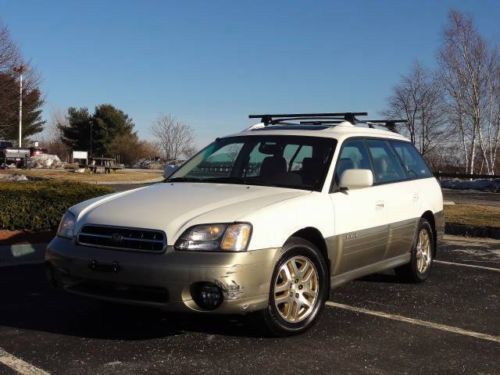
[0,263,268,340]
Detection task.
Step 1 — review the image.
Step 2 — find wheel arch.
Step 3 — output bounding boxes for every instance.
[421,210,437,256]
[288,227,330,275]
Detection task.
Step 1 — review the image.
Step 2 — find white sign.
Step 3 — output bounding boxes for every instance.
[73,151,88,159]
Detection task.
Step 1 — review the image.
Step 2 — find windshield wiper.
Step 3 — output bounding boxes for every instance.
[166,176,248,184]
[166,177,203,183]
[205,177,248,184]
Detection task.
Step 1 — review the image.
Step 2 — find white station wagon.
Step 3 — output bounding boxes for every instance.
[46,112,444,336]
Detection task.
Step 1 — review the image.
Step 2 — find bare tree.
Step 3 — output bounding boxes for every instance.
[0,20,44,141]
[151,114,195,161]
[438,10,500,174]
[108,134,163,166]
[384,62,448,156]
[0,21,21,73]
[0,22,19,139]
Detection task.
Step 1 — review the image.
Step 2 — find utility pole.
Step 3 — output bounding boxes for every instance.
[89,119,93,158]
[13,65,25,147]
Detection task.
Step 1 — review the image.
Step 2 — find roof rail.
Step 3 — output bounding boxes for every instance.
[299,120,345,125]
[298,119,407,129]
[364,119,407,132]
[248,112,368,125]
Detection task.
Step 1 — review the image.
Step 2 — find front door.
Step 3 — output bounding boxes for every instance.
[329,138,388,275]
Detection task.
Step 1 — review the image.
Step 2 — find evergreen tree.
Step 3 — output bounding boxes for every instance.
[0,71,45,142]
[58,104,136,156]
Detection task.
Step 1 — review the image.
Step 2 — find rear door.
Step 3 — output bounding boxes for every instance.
[365,138,415,260]
[389,140,437,255]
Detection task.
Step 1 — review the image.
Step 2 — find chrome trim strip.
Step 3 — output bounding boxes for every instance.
[78,232,165,244]
[77,225,167,253]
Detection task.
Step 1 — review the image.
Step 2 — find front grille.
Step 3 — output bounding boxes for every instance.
[78,225,166,252]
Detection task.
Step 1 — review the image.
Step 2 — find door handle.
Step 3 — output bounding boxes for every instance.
[376,201,385,209]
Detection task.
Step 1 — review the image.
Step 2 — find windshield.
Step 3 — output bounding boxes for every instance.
[167,135,337,191]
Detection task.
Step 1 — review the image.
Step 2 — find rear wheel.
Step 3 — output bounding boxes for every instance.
[396,218,434,283]
[259,237,329,336]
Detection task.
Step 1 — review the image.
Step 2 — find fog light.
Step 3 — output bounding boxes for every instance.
[191,282,223,310]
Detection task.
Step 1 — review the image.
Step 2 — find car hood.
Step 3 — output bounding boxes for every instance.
[73,182,309,244]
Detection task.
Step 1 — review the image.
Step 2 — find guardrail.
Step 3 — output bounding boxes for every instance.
[434,172,500,179]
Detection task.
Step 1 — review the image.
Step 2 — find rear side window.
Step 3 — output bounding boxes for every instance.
[283,144,313,171]
[391,141,433,178]
[334,139,372,184]
[366,139,407,184]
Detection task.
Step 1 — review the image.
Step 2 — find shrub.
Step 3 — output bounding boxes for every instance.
[0,181,114,231]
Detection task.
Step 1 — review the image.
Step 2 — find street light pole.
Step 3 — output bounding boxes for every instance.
[13,65,25,148]
[89,120,93,158]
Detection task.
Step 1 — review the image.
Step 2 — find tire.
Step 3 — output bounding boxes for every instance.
[395,218,434,283]
[258,237,329,336]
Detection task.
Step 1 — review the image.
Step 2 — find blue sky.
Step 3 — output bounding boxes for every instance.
[1,0,499,146]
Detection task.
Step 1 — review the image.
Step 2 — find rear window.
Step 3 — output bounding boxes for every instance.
[391,141,433,179]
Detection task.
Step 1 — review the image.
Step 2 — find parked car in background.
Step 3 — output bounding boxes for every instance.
[46,112,444,336]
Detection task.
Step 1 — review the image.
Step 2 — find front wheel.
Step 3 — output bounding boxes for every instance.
[259,237,329,336]
[396,218,434,283]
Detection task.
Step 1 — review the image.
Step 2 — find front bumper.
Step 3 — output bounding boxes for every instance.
[46,237,281,314]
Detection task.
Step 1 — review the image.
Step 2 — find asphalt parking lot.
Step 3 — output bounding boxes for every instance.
[0,235,498,374]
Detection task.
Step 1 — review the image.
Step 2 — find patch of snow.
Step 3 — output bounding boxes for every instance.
[6,174,28,181]
[27,154,64,169]
[441,178,500,192]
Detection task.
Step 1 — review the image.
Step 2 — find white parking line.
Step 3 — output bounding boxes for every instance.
[434,260,500,273]
[326,301,500,344]
[0,348,49,375]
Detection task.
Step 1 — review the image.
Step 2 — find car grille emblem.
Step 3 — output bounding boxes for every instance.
[111,233,124,243]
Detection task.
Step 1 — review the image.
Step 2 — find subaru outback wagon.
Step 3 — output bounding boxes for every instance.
[46,112,444,336]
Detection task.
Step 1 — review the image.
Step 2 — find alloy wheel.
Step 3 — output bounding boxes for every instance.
[273,256,319,323]
[416,228,432,273]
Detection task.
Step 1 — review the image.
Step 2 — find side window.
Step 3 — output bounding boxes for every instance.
[334,139,371,184]
[289,145,313,171]
[283,144,300,168]
[391,141,433,178]
[366,139,407,184]
[244,142,314,177]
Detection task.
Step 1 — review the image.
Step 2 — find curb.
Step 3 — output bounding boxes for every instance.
[94,177,164,185]
[445,223,500,240]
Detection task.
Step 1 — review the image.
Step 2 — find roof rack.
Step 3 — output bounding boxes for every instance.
[249,112,368,125]
[248,113,407,132]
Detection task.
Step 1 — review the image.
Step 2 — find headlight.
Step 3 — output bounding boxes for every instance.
[175,223,252,252]
[57,211,76,239]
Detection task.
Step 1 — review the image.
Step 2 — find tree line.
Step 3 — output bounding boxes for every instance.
[1,11,497,173]
[52,107,196,165]
[385,10,499,175]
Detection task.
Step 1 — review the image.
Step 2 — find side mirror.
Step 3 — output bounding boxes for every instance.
[339,169,373,190]
[164,164,179,178]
